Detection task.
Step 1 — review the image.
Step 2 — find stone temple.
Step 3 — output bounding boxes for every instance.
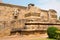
[0,3,60,36]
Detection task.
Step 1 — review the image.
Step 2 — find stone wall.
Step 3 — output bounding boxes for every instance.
[0,3,59,36]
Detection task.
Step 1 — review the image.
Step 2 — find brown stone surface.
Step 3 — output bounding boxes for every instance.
[0,3,59,37]
[0,34,48,40]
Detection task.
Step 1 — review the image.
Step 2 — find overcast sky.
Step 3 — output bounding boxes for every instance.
[3,0,60,17]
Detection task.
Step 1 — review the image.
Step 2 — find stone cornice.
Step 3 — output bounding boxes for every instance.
[0,3,27,9]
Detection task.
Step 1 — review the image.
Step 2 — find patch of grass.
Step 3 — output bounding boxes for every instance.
[33,38,56,40]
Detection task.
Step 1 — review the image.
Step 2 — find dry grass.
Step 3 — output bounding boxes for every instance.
[33,38,56,40]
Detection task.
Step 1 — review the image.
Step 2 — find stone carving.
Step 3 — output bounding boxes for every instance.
[13,9,19,16]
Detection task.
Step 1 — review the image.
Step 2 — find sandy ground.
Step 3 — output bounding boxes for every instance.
[0,34,48,40]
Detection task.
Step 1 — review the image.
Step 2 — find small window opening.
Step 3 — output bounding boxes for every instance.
[14,16,17,19]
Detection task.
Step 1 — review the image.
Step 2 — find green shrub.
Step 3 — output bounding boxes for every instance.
[55,30,60,40]
[47,26,58,39]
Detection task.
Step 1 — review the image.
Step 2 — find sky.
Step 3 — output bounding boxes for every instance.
[2,0,60,17]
